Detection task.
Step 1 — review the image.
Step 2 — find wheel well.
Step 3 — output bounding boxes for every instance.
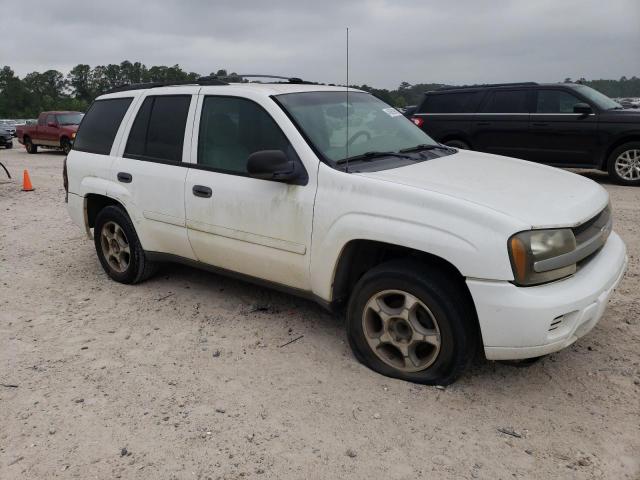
[440,135,472,149]
[85,194,122,228]
[331,239,483,350]
[603,136,640,169]
[332,240,468,302]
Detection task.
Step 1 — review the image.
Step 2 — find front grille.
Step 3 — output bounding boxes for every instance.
[573,206,611,267]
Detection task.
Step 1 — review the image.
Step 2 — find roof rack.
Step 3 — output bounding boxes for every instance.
[435,82,538,91]
[235,74,312,84]
[105,75,228,94]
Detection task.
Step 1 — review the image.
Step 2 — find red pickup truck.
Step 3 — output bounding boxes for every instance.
[17,111,84,154]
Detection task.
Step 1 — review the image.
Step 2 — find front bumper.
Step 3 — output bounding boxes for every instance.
[468,232,627,360]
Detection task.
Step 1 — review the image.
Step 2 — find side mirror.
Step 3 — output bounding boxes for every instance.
[47,122,58,128]
[246,150,306,185]
[573,103,592,115]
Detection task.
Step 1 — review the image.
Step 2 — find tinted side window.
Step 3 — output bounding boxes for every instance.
[46,114,56,125]
[480,90,529,113]
[198,96,292,174]
[125,95,191,163]
[536,90,583,113]
[74,98,133,155]
[419,92,478,113]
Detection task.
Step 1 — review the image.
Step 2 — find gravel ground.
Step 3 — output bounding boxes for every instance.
[0,142,638,480]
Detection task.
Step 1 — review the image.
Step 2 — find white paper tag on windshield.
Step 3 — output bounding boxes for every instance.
[383,107,402,117]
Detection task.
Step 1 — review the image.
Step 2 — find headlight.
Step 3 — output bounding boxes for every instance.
[71,132,76,139]
[508,229,576,286]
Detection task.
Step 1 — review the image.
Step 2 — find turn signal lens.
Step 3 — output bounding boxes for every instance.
[410,116,424,128]
[509,237,527,280]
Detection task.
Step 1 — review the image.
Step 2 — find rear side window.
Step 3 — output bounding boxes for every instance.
[536,90,583,113]
[125,95,191,163]
[197,96,292,174]
[74,98,133,155]
[419,92,478,113]
[480,90,529,113]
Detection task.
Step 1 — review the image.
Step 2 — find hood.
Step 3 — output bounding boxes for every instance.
[61,125,79,133]
[599,108,640,123]
[357,150,608,229]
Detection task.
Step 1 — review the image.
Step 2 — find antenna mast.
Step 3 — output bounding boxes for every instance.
[345,27,350,173]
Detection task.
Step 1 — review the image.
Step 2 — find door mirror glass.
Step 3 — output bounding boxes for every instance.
[247,150,300,183]
[573,102,592,114]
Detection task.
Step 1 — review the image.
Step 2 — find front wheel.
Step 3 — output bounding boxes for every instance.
[346,260,478,385]
[61,137,72,155]
[94,205,157,284]
[607,142,640,186]
[5,142,12,149]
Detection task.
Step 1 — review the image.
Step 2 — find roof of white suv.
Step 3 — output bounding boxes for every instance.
[99,82,363,101]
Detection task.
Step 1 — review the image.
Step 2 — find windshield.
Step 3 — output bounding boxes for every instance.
[574,85,621,110]
[276,91,438,164]
[57,113,84,125]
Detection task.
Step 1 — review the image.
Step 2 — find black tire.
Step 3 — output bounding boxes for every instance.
[346,259,478,385]
[61,137,72,155]
[443,139,470,150]
[5,142,12,149]
[94,205,157,284]
[607,141,640,186]
[24,137,37,154]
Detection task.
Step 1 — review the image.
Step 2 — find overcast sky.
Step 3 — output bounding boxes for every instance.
[1,0,639,89]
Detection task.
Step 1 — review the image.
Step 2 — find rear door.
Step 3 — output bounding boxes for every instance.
[527,88,599,166]
[471,89,534,159]
[412,91,481,144]
[42,114,58,145]
[110,89,197,260]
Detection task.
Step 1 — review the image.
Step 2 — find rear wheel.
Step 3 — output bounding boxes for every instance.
[346,260,477,385]
[443,139,470,150]
[607,142,640,186]
[94,205,157,284]
[24,137,37,154]
[5,142,12,149]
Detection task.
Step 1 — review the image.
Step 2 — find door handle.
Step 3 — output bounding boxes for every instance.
[117,172,132,183]
[192,185,212,198]
[476,121,491,126]
[532,122,549,127]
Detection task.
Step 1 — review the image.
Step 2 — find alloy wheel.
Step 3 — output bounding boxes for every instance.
[615,149,640,181]
[362,289,441,372]
[100,221,131,273]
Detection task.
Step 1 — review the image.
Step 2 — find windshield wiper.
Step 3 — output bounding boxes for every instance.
[399,144,454,153]
[335,151,413,165]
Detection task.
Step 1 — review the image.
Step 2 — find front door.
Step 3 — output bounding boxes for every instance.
[527,88,599,166]
[185,94,316,290]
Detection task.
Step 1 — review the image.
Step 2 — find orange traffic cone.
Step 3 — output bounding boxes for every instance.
[22,169,34,192]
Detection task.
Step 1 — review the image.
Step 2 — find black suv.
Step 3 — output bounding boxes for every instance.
[409,82,640,185]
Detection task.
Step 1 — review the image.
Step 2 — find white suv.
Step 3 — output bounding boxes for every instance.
[65,78,627,384]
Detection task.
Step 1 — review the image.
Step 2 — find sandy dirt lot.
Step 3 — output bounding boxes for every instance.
[0,142,638,480]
